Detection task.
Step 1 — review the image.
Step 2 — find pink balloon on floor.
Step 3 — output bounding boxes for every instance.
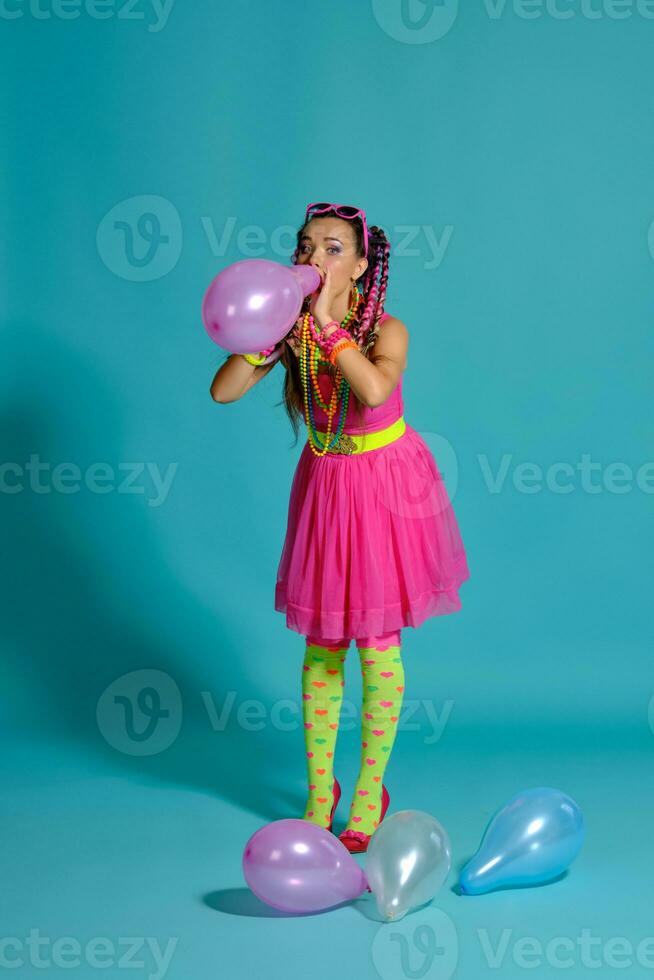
[202,259,320,353]
[243,818,369,914]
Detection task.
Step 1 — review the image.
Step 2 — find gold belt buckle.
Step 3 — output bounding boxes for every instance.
[328,433,357,455]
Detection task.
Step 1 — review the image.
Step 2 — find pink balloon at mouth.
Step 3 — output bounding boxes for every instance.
[201,258,320,353]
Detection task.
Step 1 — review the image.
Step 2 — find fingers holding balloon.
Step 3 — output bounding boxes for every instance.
[314,266,337,327]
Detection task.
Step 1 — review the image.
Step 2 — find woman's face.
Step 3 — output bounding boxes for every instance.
[297,216,368,295]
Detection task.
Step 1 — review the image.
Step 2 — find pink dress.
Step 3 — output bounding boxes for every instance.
[274,312,470,640]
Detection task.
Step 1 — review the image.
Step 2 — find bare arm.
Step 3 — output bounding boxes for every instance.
[209,353,278,403]
[332,317,409,409]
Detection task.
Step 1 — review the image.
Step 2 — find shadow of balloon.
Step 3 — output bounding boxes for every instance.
[203,888,357,918]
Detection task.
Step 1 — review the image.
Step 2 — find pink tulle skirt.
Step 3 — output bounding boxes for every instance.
[274,423,470,639]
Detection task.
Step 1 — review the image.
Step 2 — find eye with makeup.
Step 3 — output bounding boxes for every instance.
[299,244,341,255]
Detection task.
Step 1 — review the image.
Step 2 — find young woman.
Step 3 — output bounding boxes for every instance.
[210,203,470,852]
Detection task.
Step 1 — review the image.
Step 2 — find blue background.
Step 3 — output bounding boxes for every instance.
[2,1,652,978]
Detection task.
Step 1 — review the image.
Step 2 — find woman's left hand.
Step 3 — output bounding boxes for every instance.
[313,267,339,337]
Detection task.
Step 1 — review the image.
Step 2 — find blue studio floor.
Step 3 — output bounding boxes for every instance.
[3,719,652,980]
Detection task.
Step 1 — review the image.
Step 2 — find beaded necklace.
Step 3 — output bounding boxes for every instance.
[300,283,365,457]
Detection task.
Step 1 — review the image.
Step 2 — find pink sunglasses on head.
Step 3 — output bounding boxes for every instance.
[304,201,369,257]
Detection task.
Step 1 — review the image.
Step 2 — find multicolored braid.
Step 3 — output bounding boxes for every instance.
[356,229,391,357]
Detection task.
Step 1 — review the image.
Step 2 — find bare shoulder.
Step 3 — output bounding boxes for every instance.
[369,314,409,371]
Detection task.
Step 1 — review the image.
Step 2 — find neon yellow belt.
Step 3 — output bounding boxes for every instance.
[310,415,406,455]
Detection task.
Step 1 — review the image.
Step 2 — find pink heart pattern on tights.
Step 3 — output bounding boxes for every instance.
[303,638,404,830]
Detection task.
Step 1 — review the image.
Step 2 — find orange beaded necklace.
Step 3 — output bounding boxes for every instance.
[300,283,365,457]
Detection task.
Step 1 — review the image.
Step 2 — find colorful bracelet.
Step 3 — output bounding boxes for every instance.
[241,343,283,367]
[320,327,353,359]
[329,339,358,366]
[316,321,340,357]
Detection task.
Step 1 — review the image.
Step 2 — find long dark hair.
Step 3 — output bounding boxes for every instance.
[277,209,392,447]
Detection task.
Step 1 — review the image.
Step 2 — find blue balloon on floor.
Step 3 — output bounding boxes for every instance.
[459,787,585,895]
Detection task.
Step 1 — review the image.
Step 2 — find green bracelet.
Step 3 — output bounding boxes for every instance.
[242,351,267,366]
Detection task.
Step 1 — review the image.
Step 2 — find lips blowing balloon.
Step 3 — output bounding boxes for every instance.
[201,259,321,353]
[242,818,369,914]
[459,787,585,896]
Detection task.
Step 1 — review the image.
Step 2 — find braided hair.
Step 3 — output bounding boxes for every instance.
[277,209,392,448]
